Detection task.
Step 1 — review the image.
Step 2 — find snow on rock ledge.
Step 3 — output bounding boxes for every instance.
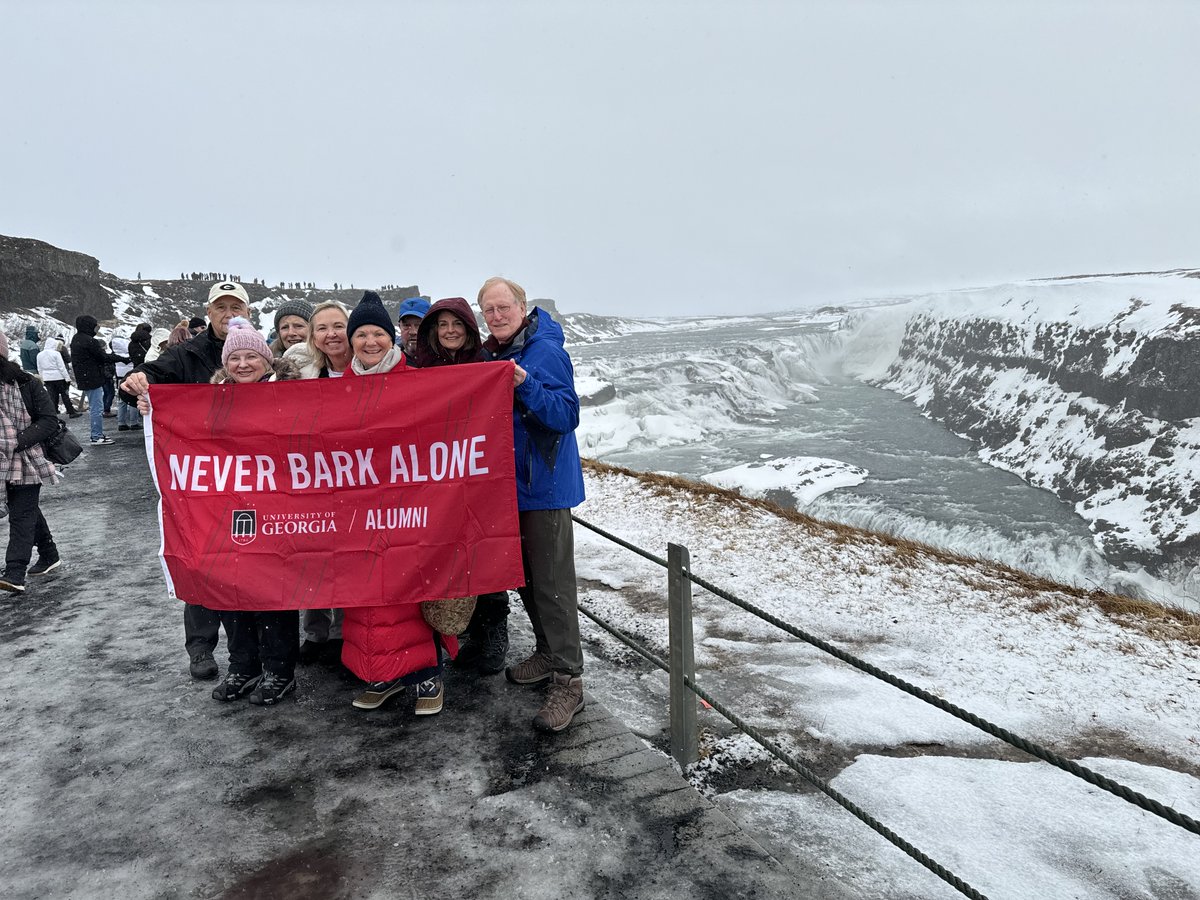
[860,271,1200,576]
[703,456,868,507]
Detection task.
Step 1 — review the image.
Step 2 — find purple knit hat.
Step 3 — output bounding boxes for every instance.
[221,316,272,366]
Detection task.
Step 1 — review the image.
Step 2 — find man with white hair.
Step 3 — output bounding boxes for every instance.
[119,281,254,681]
[477,276,587,732]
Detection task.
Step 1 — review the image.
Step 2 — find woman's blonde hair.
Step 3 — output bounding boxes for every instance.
[305,301,349,372]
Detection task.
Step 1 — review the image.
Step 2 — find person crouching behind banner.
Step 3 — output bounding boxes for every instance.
[340,291,452,715]
[408,297,512,676]
[142,318,303,705]
[283,301,351,663]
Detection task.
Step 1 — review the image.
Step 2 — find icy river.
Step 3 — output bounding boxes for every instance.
[568,310,1185,606]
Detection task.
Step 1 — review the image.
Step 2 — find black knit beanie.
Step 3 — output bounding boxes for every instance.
[347,291,396,342]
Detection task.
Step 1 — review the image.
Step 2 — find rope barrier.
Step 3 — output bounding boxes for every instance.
[578,601,992,900]
[572,514,1200,838]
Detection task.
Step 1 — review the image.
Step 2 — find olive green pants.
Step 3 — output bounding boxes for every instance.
[517,508,583,676]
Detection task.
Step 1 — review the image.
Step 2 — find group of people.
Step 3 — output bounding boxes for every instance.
[118,278,587,732]
[18,318,165,447]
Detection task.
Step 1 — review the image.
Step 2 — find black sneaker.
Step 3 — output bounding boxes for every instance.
[28,554,61,576]
[248,672,296,706]
[189,652,218,680]
[90,436,114,446]
[0,575,26,593]
[67,411,82,418]
[118,425,129,432]
[477,618,510,675]
[212,671,261,702]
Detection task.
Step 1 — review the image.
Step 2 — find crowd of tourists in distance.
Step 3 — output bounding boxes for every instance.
[0,312,194,593]
[112,278,587,733]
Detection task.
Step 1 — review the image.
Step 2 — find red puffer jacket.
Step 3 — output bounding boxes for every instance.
[341,603,457,684]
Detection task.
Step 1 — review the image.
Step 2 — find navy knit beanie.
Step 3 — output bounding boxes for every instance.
[347,291,396,342]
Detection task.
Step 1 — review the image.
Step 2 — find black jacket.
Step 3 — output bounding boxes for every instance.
[70,330,118,391]
[2,364,58,452]
[118,326,225,405]
[128,328,152,367]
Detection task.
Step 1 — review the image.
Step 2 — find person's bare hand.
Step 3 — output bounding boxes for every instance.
[137,393,151,416]
[123,372,150,396]
[513,363,527,387]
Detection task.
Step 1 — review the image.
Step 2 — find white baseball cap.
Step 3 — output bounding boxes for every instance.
[208,281,250,305]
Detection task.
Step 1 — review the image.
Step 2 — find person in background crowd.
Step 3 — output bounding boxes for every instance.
[119,281,252,681]
[478,276,587,733]
[128,323,152,368]
[110,334,139,432]
[70,316,119,446]
[0,331,61,594]
[36,339,79,418]
[338,292,450,715]
[101,337,127,419]
[408,297,512,676]
[188,316,206,336]
[19,326,41,374]
[284,301,352,379]
[192,318,300,706]
[396,297,431,356]
[144,328,171,363]
[167,320,192,348]
[269,299,314,357]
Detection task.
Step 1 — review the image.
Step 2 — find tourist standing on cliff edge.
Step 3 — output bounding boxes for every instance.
[478,276,587,733]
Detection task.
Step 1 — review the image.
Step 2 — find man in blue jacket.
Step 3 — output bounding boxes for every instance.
[478,276,586,732]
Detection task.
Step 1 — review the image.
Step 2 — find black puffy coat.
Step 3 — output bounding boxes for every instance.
[70,316,118,391]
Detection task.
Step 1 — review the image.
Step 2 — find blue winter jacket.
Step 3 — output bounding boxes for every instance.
[484,307,585,512]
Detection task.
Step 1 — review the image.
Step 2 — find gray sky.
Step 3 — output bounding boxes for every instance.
[3,0,1197,316]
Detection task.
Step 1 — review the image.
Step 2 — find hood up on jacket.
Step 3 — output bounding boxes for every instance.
[75,315,98,337]
[409,297,485,367]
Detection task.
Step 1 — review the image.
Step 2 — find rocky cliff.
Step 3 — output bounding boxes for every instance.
[0,235,111,324]
[856,272,1200,582]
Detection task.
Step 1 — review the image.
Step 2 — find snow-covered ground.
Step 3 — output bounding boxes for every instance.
[574,465,1200,899]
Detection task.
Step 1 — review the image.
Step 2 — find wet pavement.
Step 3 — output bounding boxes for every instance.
[0,418,814,900]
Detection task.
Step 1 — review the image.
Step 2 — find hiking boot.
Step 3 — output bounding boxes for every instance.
[28,553,61,576]
[477,618,509,676]
[506,650,553,685]
[352,678,406,710]
[414,678,444,716]
[189,652,218,680]
[532,672,585,733]
[0,574,26,593]
[211,670,261,702]
[453,635,483,670]
[68,411,82,418]
[248,672,296,706]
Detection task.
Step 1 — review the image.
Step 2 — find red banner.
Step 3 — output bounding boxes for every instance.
[146,363,524,611]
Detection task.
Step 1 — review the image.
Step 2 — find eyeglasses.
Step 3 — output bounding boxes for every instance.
[482,303,516,317]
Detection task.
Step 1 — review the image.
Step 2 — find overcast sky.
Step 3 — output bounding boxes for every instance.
[3,0,1197,316]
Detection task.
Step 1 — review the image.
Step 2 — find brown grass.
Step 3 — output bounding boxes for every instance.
[582,458,1200,648]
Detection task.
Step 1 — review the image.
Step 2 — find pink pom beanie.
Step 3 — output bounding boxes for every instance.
[221,316,272,366]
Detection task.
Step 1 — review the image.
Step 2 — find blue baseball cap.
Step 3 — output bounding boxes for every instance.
[397,297,431,321]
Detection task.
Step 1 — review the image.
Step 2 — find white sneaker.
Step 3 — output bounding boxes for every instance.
[90,436,114,445]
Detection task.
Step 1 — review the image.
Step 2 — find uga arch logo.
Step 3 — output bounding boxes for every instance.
[231,509,257,546]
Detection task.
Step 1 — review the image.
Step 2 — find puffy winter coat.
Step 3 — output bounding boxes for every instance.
[128,325,152,367]
[19,325,40,372]
[111,337,133,379]
[36,342,71,382]
[338,347,454,682]
[70,316,118,391]
[483,307,585,512]
[118,326,225,404]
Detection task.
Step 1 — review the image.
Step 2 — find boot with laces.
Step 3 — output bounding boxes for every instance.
[211,670,261,702]
[248,671,296,706]
[352,678,406,710]
[532,672,584,733]
[505,650,553,685]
